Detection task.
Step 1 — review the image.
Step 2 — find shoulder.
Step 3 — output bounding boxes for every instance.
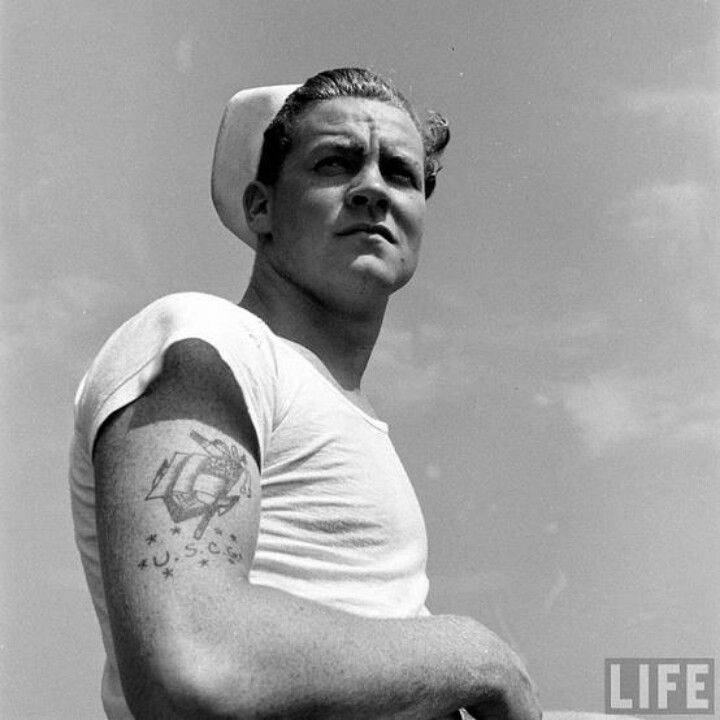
[81,291,274,394]
[140,292,278,372]
[112,335,262,466]
[135,291,266,340]
[76,293,276,460]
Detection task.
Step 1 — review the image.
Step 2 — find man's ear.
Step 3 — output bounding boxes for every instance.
[243,181,273,237]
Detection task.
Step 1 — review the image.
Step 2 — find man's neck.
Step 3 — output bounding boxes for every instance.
[239,261,387,391]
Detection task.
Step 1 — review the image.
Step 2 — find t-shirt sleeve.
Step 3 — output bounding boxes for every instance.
[74,293,276,468]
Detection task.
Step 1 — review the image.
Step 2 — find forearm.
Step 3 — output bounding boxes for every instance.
[93,363,537,720]
[120,582,517,720]
[234,585,503,719]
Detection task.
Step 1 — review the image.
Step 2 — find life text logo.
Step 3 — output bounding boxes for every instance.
[605,658,714,714]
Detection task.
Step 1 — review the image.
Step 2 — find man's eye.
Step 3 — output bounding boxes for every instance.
[314,157,351,173]
[387,167,418,188]
[390,170,413,184]
[382,159,420,188]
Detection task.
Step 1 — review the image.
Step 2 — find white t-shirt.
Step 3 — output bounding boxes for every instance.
[69,292,430,719]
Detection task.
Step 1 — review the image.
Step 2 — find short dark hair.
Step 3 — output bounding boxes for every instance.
[256,67,450,198]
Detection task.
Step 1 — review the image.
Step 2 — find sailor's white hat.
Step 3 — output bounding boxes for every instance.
[211,84,299,249]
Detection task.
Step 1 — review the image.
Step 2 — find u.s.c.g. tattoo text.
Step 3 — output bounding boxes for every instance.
[138,430,251,579]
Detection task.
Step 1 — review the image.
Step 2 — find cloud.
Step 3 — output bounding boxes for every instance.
[0,275,131,380]
[553,177,720,454]
[543,568,568,615]
[616,82,720,169]
[559,373,651,453]
[373,173,720,449]
[557,369,720,454]
[609,180,720,341]
[617,84,720,159]
[613,181,714,262]
[369,273,613,409]
[175,31,196,75]
[621,87,720,127]
[490,310,611,364]
[369,317,480,407]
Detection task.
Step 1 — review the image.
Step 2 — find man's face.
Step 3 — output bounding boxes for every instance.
[260,97,426,315]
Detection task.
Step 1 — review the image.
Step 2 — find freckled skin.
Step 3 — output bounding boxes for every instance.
[259,98,426,317]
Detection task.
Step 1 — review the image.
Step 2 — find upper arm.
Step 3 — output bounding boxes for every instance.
[93,338,262,712]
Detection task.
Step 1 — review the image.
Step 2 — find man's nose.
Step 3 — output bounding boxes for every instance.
[345,165,390,214]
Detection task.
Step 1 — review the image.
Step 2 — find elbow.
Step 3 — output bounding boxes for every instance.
[120,640,259,720]
[161,649,255,719]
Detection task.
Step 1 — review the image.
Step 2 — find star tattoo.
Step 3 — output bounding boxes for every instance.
[145,534,158,545]
[162,567,174,579]
[138,559,148,569]
[170,526,181,535]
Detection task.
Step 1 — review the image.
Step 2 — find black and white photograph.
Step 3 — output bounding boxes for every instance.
[2,2,718,718]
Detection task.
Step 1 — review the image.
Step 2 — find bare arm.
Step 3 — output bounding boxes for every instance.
[94,339,541,720]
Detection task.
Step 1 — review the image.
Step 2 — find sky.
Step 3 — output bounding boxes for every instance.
[1,1,718,717]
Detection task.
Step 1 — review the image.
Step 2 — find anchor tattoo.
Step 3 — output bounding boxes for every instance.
[146,430,251,539]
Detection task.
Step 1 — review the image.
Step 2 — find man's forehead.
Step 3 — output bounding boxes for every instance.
[292,98,423,154]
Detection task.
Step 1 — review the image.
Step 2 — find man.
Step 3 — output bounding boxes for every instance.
[70,67,542,720]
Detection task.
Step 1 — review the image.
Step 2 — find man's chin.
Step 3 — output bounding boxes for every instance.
[320,273,412,320]
[347,255,415,295]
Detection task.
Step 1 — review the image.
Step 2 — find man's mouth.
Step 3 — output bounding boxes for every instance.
[337,224,396,244]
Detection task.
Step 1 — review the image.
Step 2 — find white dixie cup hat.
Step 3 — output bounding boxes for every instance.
[211,84,299,250]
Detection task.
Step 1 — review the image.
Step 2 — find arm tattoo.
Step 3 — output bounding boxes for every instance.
[137,430,251,578]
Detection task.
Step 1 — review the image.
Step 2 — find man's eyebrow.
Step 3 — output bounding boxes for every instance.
[305,138,424,174]
[312,140,421,161]
[308,138,363,153]
[381,148,423,171]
